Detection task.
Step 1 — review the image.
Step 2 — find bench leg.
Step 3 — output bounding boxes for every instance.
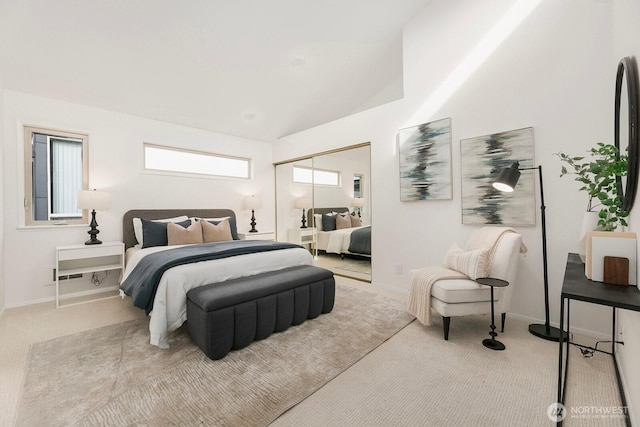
[501,313,506,332]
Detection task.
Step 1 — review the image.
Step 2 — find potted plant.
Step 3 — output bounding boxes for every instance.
[556,142,629,231]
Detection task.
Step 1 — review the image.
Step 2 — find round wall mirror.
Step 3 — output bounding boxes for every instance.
[615,56,640,212]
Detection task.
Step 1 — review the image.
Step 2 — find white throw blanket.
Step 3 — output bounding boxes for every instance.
[406,227,526,326]
[406,266,466,325]
[466,226,528,262]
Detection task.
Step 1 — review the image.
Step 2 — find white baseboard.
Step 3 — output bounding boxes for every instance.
[371,280,409,294]
[6,285,120,309]
[505,312,611,340]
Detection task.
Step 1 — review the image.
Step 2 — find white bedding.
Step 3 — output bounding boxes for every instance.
[122,243,313,348]
[316,226,368,255]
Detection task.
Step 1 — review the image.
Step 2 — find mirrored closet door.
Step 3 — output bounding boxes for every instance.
[275,143,371,282]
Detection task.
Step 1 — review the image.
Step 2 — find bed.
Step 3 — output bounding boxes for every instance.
[310,207,371,257]
[119,209,313,349]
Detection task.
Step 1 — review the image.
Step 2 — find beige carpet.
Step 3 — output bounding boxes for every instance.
[15,285,413,427]
[272,315,626,427]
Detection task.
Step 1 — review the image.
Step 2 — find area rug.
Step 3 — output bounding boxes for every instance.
[16,285,413,427]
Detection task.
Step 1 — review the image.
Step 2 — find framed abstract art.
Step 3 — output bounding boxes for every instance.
[398,118,452,202]
[460,127,535,226]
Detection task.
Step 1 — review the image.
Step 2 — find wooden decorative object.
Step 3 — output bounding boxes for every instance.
[603,256,630,286]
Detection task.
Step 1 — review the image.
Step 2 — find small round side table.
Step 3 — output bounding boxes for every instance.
[476,277,509,351]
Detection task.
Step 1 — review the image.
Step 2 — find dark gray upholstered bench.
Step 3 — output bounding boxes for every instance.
[186,265,335,360]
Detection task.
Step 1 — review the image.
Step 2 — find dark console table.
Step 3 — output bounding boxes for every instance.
[557,253,640,426]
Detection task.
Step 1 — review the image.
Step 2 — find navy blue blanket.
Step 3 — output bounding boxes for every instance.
[348,226,371,255]
[120,241,301,314]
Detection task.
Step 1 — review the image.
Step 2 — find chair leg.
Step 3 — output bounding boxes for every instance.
[443,316,451,340]
[501,313,506,332]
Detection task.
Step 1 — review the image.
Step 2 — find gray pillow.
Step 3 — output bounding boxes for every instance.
[141,218,191,248]
[322,214,337,231]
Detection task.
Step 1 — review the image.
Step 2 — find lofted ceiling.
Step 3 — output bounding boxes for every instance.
[0,0,431,143]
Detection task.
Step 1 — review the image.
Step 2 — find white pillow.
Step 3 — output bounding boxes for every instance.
[444,242,490,280]
[133,215,189,246]
[198,216,230,222]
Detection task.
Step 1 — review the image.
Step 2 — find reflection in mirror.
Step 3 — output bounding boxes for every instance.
[275,144,371,282]
[275,158,314,248]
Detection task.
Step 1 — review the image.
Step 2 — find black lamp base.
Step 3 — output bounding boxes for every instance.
[85,209,103,245]
[482,338,506,351]
[249,209,258,233]
[529,323,568,342]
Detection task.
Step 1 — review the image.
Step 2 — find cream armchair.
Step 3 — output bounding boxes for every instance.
[408,228,524,340]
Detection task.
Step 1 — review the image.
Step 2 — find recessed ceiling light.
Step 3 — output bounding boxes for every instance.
[290,57,307,70]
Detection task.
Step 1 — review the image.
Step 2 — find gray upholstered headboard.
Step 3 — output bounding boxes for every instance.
[122,209,236,250]
[308,207,350,229]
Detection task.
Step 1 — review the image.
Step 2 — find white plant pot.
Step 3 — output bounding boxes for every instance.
[578,211,601,262]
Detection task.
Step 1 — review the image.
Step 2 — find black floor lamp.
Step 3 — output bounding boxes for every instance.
[493,162,567,342]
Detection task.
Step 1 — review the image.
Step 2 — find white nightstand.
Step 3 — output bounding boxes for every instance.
[238,231,275,241]
[55,241,124,308]
[288,228,316,249]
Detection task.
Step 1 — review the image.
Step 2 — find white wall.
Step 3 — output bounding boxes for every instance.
[0,75,5,315]
[275,0,613,332]
[276,0,640,418]
[612,0,640,424]
[3,90,273,306]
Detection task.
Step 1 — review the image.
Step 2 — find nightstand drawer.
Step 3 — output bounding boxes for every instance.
[57,242,123,261]
[288,228,317,246]
[238,231,275,241]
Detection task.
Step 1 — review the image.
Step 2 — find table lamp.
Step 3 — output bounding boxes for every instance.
[244,195,262,233]
[352,197,364,217]
[77,189,111,245]
[295,197,312,228]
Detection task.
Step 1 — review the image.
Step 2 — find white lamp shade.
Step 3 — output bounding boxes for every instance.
[295,197,312,209]
[352,197,365,207]
[77,189,111,210]
[244,195,262,210]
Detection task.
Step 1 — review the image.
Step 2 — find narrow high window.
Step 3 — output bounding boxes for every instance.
[292,165,340,186]
[143,143,251,179]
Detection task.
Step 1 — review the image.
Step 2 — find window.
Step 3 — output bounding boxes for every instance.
[354,174,362,198]
[143,143,251,179]
[24,126,88,225]
[293,165,340,186]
